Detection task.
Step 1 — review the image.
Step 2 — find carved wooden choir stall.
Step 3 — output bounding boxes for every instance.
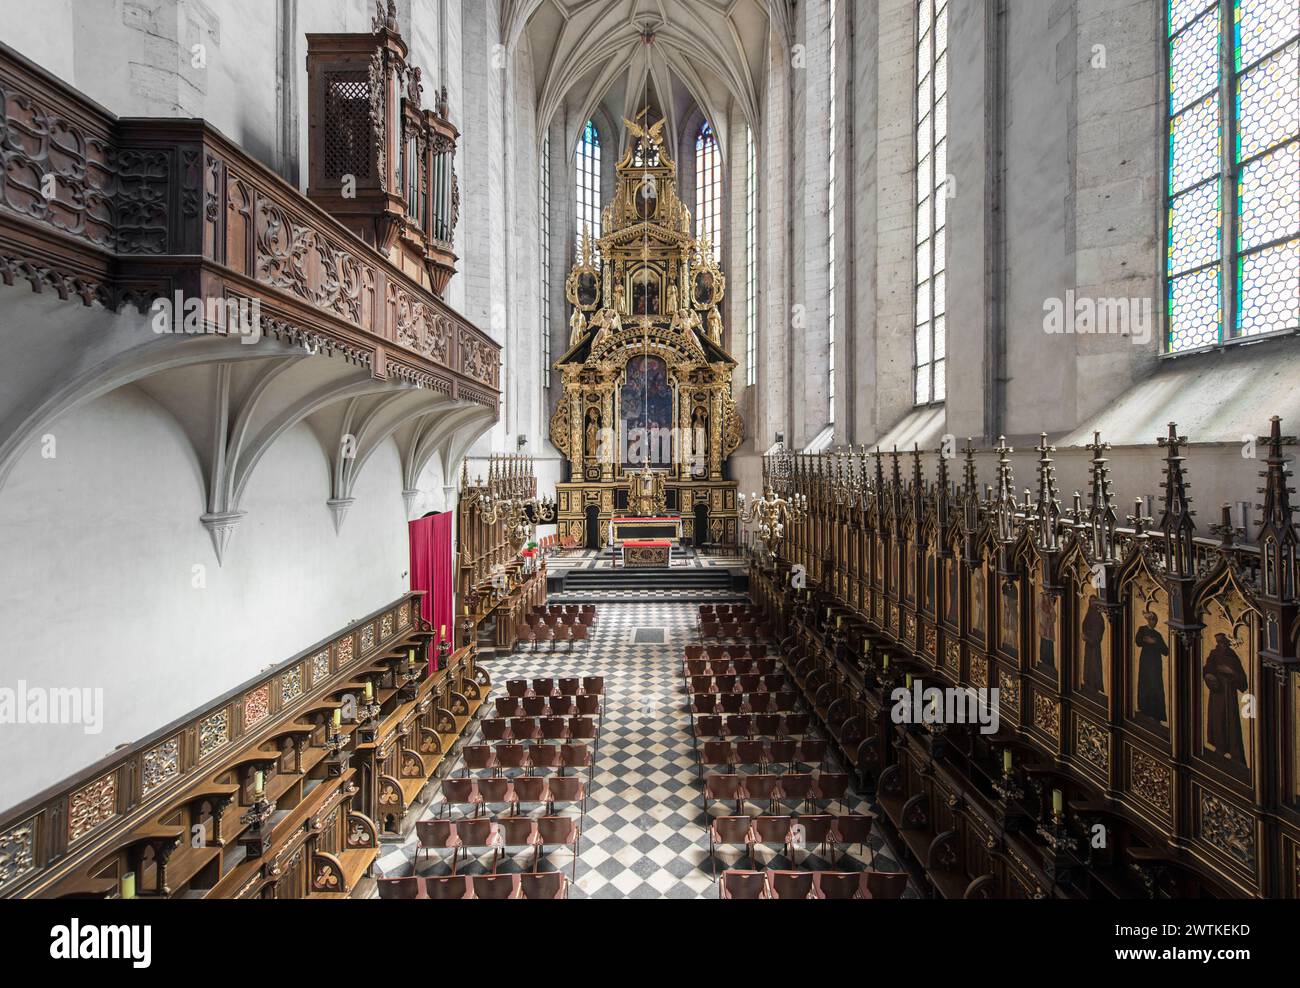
[0,595,489,898]
[455,455,552,653]
[751,420,1300,898]
[549,113,743,550]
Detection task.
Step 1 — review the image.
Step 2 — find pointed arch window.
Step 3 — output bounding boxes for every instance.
[576,120,602,248]
[696,122,722,262]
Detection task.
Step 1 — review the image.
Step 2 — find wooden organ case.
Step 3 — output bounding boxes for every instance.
[751,420,1300,898]
[548,115,743,549]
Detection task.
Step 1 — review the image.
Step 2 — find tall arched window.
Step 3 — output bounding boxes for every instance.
[914,0,948,405]
[695,122,722,262]
[1165,0,1298,352]
[576,120,602,248]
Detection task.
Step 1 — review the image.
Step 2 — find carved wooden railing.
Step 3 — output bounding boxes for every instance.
[0,42,499,407]
[0,592,446,897]
[754,423,1300,899]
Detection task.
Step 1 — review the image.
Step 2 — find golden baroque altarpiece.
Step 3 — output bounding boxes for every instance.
[548,117,743,548]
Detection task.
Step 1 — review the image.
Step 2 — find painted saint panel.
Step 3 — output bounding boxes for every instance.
[1129,569,1171,731]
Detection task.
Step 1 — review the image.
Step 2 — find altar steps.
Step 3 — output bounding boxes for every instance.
[557,567,740,593]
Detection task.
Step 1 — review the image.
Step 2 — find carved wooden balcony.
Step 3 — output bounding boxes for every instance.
[0,41,496,408]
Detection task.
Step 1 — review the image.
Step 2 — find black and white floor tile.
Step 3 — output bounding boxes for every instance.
[375,600,908,898]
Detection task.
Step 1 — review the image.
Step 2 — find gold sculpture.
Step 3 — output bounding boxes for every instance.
[549,111,744,550]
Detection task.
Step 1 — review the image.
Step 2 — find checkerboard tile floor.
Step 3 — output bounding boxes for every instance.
[375,600,908,898]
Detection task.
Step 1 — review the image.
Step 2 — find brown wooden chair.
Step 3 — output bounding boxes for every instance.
[499,817,540,861]
[705,773,745,815]
[784,713,811,736]
[798,737,829,769]
[754,713,782,737]
[546,774,587,815]
[454,817,495,871]
[695,714,723,738]
[767,869,816,899]
[506,679,530,697]
[424,874,471,899]
[532,677,557,696]
[815,871,861,900]
[767,738,797,770]
[861,870,909,899]
[479,718,510,741]
[561,742,592,779]
[461,744,497,776]
[440,777,479,815]
[776,772,815,812]
[549,694,575,717]
[538,715,568,740]
[377,876,426,899]
[521,695,550,717]
[724,714,753,737]
[510,717,541,741]
[750,815,796,864]
[511,775,550,812]
[472,873,521,899]
[813,772,851,814]
[832,814,876,859]
[415,819,460,867]
[475,776,514,814]
[568,716,597,743]
[534,816,581,879]
[719,869,768,899]
[744,773,781,814]
[527,743,563,774]
[520,870,569,899]
[735,738,766,768]
[494,697,522,718]
[709,816,755,878]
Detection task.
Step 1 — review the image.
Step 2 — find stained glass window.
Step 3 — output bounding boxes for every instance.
[696,122,722,262]
[915,0,948,405]
[576,120,601,249]
[541,133,551,386]
[746,126,758,387]
[1166,0,1299,351]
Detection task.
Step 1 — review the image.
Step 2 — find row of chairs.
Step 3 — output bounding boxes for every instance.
[719,868,907,900]
[478,716,598,744]
[462,742,593,778]
[523,609,596,628]
[683,657,780,678]
[699,604,764,620]
[688,672,786,693]
[704,771,851,815]
[514,623,590,653]
[684,644,768,662]
[698,738,827,774]
[504,676,604,697]
[690,691,801,715]
[494,693,602,719]
[414,816,582,878]
[699,620,772,643]
[708,813,876,877]
[440,775,588,816]
[533,603,597,619]
[378,872,570,899]
[693,712,812,739]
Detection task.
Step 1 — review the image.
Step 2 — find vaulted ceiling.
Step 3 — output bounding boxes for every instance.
[506,0,790,159]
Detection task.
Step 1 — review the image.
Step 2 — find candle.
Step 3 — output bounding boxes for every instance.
[120,872,136,900]
[364,681,373,700]
[905,673,913,689]
[1003,750,1013,773]
[836,615,843,629]
[407,648,416,667]
[253,770,264,796]
[464,605,470,616]
[439,624,446,640]
[332,708,341,729]
[1052,789,1063,816]
[882,655,889,670]
[862,639,869,654]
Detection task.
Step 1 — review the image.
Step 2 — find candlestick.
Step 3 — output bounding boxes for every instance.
[120,872,136,900]
[364,681,373,700]
[253,770,264,796]
[332,708,341,729]
[408,648,416,665]
[1003,750,1013,773]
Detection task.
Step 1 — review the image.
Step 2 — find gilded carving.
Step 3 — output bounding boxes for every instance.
[68,773,117,843]
[281,665,303,704]
[1131,747,1172,814]
[199,709,230,758]
[0,818,37,888]
[998,669,1019,711]
[243,685,270,728]
[142,736,181,794]
[1075,716,1109,773]
[1199,792,1256,871]
[1032,692,1060,740]
[311,648,330,683]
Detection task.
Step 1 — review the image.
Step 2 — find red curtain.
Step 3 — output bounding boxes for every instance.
[409,512,454,670]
